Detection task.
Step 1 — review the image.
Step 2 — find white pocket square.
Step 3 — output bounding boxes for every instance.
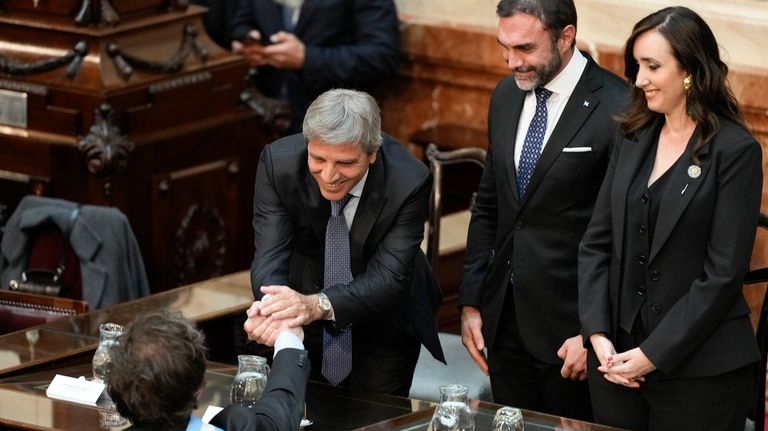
[562,146,592,153]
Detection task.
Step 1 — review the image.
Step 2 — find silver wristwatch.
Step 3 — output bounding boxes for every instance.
[317,292,332,320]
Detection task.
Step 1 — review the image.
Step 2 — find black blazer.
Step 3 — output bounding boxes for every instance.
[210,348,311,431]
[459,56,627,363]
[250,133,444,363]
[230,0,400,129]
[579,116,762,377]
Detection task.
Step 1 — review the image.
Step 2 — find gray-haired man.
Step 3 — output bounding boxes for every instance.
[243,89,444,396]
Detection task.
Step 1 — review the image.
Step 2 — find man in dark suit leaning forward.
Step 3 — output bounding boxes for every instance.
[459,0,627,420]
[243,88,444,396]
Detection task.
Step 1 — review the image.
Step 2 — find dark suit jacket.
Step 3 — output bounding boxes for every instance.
[579,116,762,377]
[230,0,400,129]
[459,56,627,363]
[0,196,150,309]
[210,348,311,431]
[250,133,444,363]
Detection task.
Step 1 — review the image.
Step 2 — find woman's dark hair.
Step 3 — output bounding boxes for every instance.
[618,6,745,155]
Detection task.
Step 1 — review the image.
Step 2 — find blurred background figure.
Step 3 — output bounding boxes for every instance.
[229,0,400,133]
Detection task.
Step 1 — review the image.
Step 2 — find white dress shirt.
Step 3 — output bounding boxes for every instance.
[513,49,588,169]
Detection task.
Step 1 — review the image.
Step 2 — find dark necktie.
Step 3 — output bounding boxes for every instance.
[517,87,552,201]
[321,194,353,385]
[282,5,296,32]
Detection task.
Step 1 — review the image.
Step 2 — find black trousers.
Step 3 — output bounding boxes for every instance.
[488,291,592,421]
[587,350,752,431]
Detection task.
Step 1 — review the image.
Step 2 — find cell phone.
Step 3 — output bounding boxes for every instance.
[241,35,271,46]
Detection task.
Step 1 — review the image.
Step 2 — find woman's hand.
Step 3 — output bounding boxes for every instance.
[600,347,656,388]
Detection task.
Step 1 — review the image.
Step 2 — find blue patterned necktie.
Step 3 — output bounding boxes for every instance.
[321,194,353,385]
[517,87,552,201]
[282,5,296,32]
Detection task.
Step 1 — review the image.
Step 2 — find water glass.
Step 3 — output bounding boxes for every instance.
[492,406,524,431]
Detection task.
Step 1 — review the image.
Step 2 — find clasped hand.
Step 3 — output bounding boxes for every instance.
[589,334,656,388]
[243,285,317,345]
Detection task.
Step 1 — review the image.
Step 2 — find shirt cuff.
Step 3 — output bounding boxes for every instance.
[274,331,305,356]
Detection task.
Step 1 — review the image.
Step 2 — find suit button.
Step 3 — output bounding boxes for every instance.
[650,303,663,314]
[640,193,649,204]
[637,254,647,265]
[506,260,512,267]
[639,224,647,234]
[650,270,661,281]
[514,221,525,230]
[636,284,646,296]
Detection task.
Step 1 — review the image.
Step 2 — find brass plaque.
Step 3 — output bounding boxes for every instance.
[0,89,28,128]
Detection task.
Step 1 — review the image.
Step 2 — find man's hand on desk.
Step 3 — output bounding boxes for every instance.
[258,285,322,327]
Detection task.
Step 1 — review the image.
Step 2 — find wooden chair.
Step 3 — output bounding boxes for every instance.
[0,289,89,335]
[424,142,487,271]
[744,213,768,431]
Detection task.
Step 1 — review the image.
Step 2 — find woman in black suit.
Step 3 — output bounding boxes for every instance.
[578,7,762,430]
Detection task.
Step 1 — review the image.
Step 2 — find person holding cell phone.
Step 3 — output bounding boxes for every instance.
[229,0,400,133]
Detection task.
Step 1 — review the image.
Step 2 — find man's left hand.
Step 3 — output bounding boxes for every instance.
[259,285,318,326]
[262,31,306,70]
[556,335,587,381]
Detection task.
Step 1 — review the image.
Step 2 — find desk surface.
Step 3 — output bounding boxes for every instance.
[0,271,253,378]
[0,363,625,431]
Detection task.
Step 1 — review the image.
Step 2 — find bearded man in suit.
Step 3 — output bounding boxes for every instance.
[242,88,443,396]
[459,0,627,420]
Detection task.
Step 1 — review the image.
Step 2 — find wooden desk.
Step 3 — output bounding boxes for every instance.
[0,271,253,379]
[0,363,434,430]
[0,362,626,431]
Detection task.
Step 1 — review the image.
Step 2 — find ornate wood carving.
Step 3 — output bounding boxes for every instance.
[173,204,226,286]
[75,0,119,27]
[107,23,208,80]
[74,0,189,27]
[0,41,88,79]
[240,69,291,133]
[77,104,135,177]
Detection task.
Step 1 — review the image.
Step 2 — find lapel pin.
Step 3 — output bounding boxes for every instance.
[583,100,590,107]
[687,164,701,179]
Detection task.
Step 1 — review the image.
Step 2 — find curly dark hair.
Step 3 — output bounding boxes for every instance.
[107,309,207,431]
[618,6,745,156]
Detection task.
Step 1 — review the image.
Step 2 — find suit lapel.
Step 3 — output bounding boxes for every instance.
[349,151,387,274]
[523,60,601,203]
[294,0,320,36]
[305,166,330,242]
[501,87,525,207]
[610,125,656,260]
[255,0,284,34]
[649,127,709,262]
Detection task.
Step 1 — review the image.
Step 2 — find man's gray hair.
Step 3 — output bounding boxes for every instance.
[303,89,383,154]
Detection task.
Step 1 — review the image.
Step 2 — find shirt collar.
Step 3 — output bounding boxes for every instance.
[348,168,368,199]
[541,48,587,97]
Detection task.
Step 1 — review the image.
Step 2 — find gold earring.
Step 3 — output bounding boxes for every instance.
[683,75,692,92]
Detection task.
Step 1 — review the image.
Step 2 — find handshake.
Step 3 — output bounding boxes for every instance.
[243,285,318,346]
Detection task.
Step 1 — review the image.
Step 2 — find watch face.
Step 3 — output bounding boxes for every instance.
[319,295,331,310]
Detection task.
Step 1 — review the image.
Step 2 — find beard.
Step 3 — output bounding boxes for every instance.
[513,42,563,91]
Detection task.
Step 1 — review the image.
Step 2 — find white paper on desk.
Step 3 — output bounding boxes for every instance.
[46,374,105,406]
[202,405,224,423]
